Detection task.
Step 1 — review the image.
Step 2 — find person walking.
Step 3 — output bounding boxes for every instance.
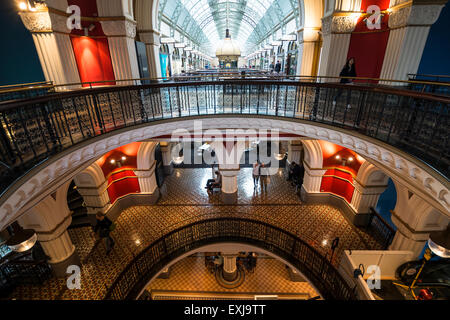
[259,163,269,193]
[333,57,357,110]
[252,160,260,189]
[93,212,116,255]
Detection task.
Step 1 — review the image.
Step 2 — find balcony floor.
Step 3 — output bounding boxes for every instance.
[9,168,384,300]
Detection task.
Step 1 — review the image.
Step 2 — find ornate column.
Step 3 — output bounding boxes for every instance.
[297,28,321,76]
[380,2,447,81]
[389,183,450,258]
[139,31,162,79]
[287,140,304,165]
[302,163,326,194]
[19,7,81,89]
[350,179,388,226]
[135,160,159,198]
[74,179,110,214]
[222,254,238,282]
[100,20,141,84]
[17,185,80,278]
[160,142,174,175]
[318,14,358,78]
[211,141,246,204]
[220,167,240,204]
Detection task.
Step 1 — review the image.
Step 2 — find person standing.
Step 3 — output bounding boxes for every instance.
[333,57,357,110]
[275,60,282,73]
[252,160,260,189]
[93,212,115,255]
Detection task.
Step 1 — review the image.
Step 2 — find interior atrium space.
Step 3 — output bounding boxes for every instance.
[0,0,450,312]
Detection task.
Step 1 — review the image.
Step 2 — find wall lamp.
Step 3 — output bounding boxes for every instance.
[335,154,353,166]
[84,24,96,37]
[110,156,127,168]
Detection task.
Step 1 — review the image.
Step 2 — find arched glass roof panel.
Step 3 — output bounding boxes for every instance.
[159,0,298,55]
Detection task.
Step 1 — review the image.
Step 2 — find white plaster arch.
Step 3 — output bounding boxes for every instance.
[356,162,390,187]
[301,139,323,168]
[73,162,105,189]
[137,242,324,300]
[137,141,158,170]
[134,0,159,31]
[0,116,448,230]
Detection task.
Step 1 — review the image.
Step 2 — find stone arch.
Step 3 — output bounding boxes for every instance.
[356,161,390,187]
[137,242,323,300]
[1,116,448,230]
[137,141,158,170]
[134,0,159,31]
[302,139,323,168]
[73,162,106,189]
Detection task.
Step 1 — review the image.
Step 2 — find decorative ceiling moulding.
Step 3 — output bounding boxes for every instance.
[388,3,445,29]
[0,117,448,230]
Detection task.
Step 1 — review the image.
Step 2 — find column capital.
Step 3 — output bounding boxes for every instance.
[101,19,137,38]
[19,10,69,33]
[388,3,445,29]
[321,14,358,35]
[139,30,161,45]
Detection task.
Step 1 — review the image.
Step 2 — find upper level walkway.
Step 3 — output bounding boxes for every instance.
[0,77,448,229]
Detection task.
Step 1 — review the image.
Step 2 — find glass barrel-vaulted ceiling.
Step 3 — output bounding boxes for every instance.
[158,0,300,56]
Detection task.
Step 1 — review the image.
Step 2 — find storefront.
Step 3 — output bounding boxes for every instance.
[286,41,298,76]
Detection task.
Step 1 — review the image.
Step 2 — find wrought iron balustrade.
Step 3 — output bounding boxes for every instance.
[367,207,396,250]
[104,217,356,300]
[0,80,448,200]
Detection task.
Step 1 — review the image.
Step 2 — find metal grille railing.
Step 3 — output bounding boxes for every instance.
[367,207,396,250]
[0,80,448,200]
[104,217,356,300]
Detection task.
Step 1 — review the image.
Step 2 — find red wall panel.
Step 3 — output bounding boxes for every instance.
[347,0,390,81]
[71,37,115,87]
[107,170,140,204]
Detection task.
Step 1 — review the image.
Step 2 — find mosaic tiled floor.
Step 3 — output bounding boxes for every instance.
[9,168,384,300]
[147,255,319,299]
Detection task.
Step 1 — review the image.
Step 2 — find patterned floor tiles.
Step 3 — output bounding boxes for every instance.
[9,168,383,300]
[147,255,319,299]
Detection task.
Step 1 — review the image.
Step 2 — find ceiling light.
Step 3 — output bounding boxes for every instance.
[121,156,126,161]
[6,228,37,253]
[110,159,116,164]
[348,157,354,162]
[428,225,450,258]
[19,2,27,10]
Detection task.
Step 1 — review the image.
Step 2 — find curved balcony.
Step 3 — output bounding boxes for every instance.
[0,79,448,218]
[104,217,356,300]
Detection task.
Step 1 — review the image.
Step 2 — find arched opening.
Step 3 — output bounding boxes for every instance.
[105,218,356,300]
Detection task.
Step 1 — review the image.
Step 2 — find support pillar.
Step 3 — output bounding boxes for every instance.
[287,140,303,165]
[222,254,238,282]
[389,183,450,258]
[297,28,321,76]
[74,181,110,214]
[300,163,326,202]
[380,2,446,81]
[101,20,141,84]
[350,180,388,226]
[139,31,162,79]
[19,10,81,89]
[135,160,160,201]
[18,186,80,278]
[318,13,358,78]
[160,142,174,175]
[220,168,239,204]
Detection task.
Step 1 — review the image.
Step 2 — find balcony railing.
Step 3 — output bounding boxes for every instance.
[104,217,356,300]
[0,79,448,200]
[367,208,396,250]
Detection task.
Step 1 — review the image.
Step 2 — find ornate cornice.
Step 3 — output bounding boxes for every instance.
[389,4,445,28]
[0,117,448,230]
[321,15,358,35]
[101,20,137,38]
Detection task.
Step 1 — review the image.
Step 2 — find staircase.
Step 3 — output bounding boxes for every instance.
[67,181,95,229]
